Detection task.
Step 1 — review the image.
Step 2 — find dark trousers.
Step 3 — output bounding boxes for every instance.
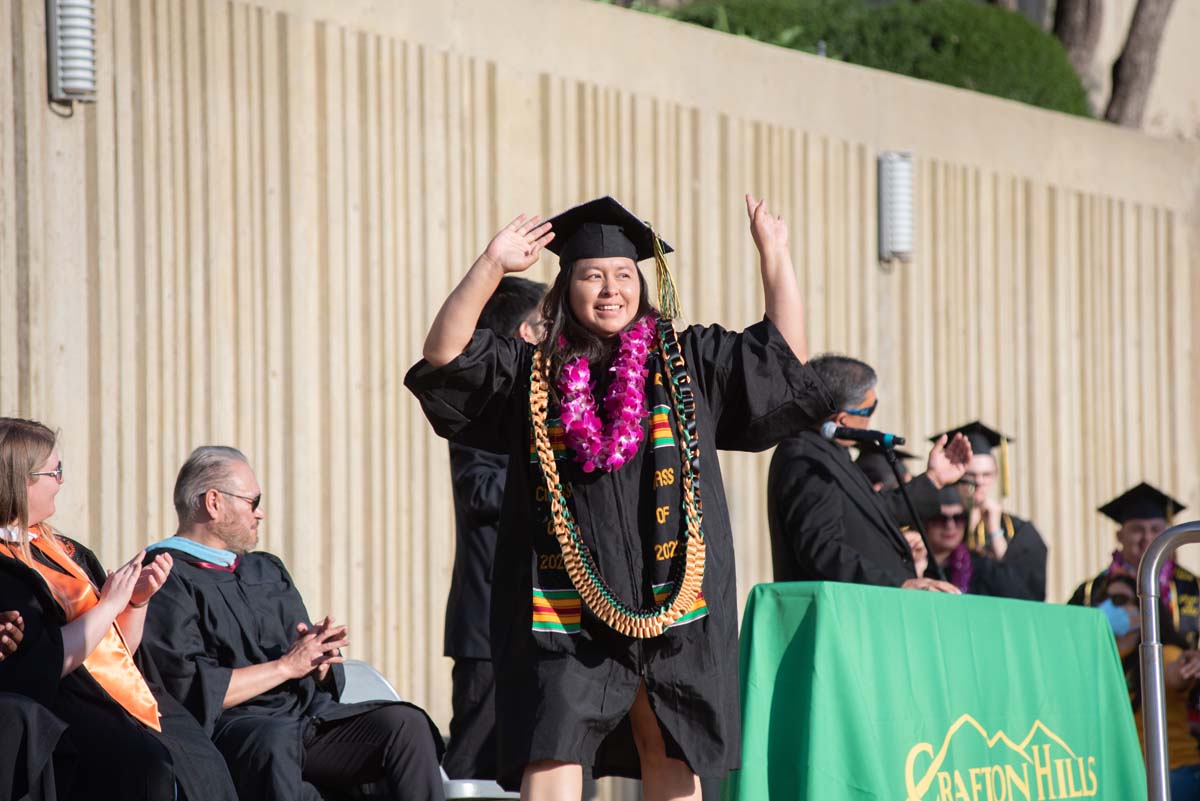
[303,705,445,801]
[442,659,497,780]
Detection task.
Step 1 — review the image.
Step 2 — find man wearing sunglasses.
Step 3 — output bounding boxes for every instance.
[138,446,447,801]
[767,354,971,592]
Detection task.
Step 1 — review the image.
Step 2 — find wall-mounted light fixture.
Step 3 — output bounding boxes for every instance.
[878,151,913,263]
[46,0,97,104]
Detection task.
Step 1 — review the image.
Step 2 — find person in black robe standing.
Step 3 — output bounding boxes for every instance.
[0,417,239,801]
[443,276,546,781]
[406,194,835,799]
[930,421,1047,601]
[767,354,970,590]
[139,446,445,801]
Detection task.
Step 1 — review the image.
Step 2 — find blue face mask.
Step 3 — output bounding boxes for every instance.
[1098,599,1133,637]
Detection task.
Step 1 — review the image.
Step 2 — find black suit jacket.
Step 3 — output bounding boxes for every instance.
[444,442,508,660]
[768,430,940,587]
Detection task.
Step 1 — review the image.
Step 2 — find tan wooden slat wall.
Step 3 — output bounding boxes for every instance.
[3,2,1200,796]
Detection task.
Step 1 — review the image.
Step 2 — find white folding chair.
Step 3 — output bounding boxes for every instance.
[339,659,518,800]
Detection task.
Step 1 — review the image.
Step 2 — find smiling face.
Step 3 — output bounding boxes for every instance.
[567,257,642,338]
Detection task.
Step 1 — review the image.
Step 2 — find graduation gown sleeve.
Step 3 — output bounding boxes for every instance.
[404,330,531,453]
[684,319,835,452]
[450,442,508,526]
[1002,518,1048,601]
[968,553,1041,600]
[0,564,64,705]
[140,569,233,735]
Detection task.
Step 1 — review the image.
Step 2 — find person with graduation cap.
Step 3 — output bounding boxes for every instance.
[0,417,239,801]
[1068,483,1200,797]
[930,421,1047,601]
[140,446,446,801]
[767,354,971,591]
[406,194,836,799]
[855,443,918,492]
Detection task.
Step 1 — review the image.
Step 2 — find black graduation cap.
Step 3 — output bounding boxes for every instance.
[544,195,682,320]
[1098,482,1186,525]
[929,420,1012,497]
[545,196,674,267]
[854,444,917,487]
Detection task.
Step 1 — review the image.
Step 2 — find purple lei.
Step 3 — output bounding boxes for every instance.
[947,543,973,593]
[556,314,657,473]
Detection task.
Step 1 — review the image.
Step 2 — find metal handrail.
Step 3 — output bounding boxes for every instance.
[1138,521,1200,801]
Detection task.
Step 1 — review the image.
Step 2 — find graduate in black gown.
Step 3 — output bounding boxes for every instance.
[0,417,239,801]
[930,421,1047,601]
[922,485,1039,597]
[406,195,835,799]
[139,446,445,801]
[443,276,546,781]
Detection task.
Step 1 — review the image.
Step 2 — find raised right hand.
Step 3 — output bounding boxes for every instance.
[901,577,962,594]
[98,552,144,612]
[481,215,554,274]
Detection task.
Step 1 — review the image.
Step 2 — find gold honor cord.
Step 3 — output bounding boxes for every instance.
[529,326,705,639]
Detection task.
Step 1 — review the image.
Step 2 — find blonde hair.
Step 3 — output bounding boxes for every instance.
[0,417,60,562]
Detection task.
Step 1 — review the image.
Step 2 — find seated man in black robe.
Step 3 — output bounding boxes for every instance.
[140,446,446,801]
[767,354,969,591]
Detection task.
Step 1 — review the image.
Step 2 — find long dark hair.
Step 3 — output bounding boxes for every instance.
[540,262,656,389]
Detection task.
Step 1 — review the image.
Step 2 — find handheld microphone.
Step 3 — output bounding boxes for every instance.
[819,421,906,449]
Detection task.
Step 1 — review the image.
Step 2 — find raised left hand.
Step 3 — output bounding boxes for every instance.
[926,433,973,488]
[745,194,789,262]
[129,552,174,608]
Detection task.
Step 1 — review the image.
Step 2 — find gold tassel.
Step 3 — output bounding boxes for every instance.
[650,224,681,321]
[1000,436,1010,498]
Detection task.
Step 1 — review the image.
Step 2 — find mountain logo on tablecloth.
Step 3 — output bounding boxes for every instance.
[904,714,1098,801]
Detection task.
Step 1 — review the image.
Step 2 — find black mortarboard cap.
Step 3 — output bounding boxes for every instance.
[545,196,674,267]
[1098,482,1186,524]
[928,420,1009,457]
[930,420,1012,497]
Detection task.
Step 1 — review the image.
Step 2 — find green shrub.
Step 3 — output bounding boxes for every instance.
[668,0,1091,117]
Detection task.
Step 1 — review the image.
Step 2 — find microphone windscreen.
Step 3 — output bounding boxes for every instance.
[820,421,838,441]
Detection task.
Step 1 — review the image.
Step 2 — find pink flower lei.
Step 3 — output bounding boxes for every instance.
[556,314,658,473]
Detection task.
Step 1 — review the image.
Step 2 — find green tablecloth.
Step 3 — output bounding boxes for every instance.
[728,582,1145,800]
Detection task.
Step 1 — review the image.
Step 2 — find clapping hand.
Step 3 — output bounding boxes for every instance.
[0,611,23,661]
[926,433,973,488]
[129,552,173,608]
[481,215,554,274]
[98,552,144,614]
[290,615,349,683]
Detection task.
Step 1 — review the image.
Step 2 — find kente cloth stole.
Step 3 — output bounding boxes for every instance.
[1,531,161,730]
[528,354,707,636]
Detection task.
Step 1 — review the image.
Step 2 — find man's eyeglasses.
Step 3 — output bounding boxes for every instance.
[930,512,967,527]
[843,400,878,418]
[30,461,64,483]
[211,489,262,512]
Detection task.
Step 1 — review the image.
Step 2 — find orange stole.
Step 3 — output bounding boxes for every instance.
[2,532,161,731]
